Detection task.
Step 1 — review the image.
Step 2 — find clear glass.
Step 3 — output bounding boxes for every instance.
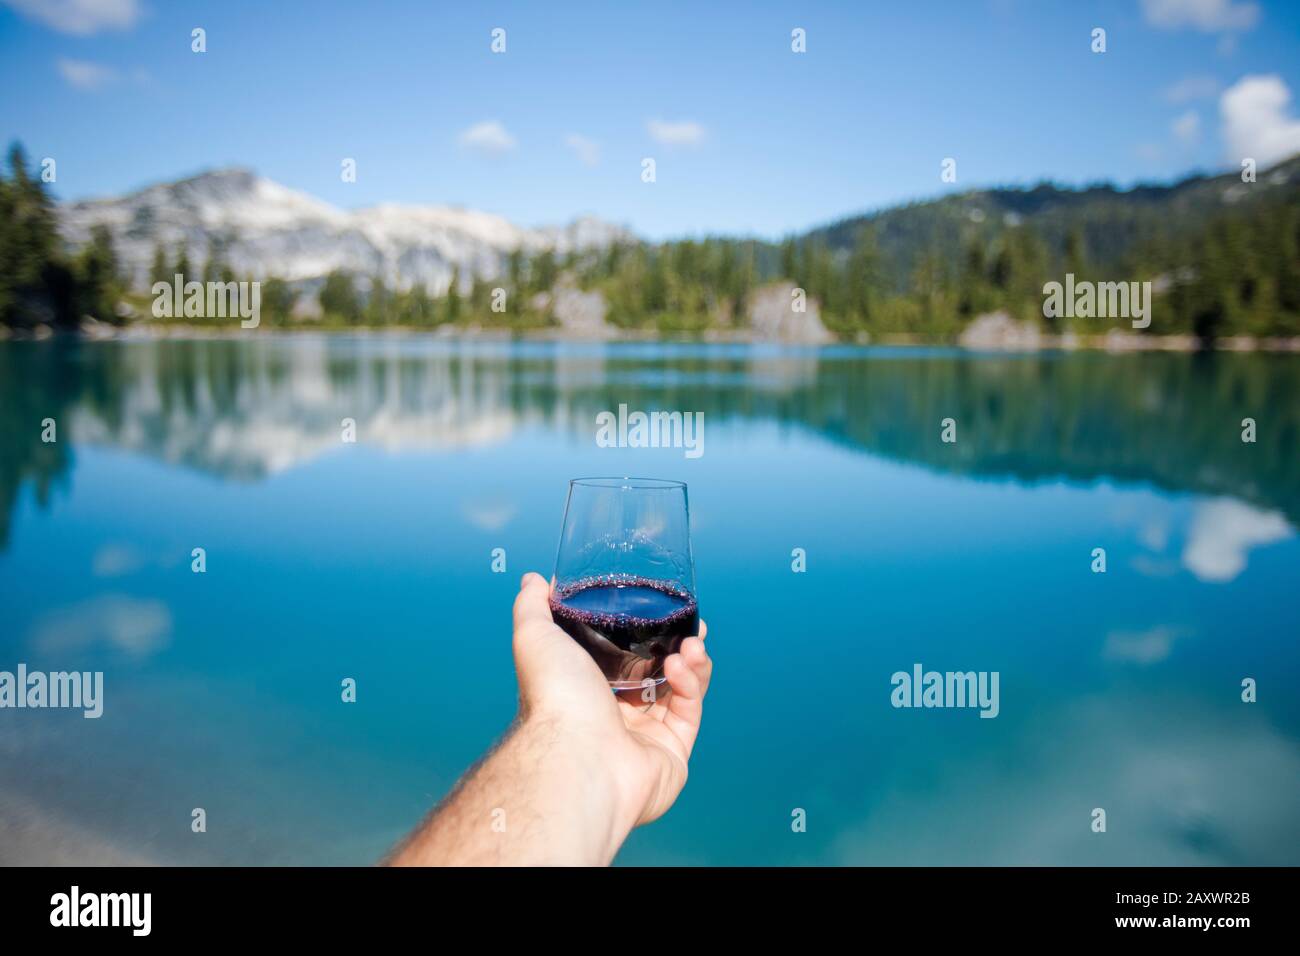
[550,477,698,695]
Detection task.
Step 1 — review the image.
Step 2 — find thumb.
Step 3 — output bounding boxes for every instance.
[511,571,611,713]
[512,572,554,635]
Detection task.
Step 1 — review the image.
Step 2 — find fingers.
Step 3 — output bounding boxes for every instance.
[661,636,713,757]
[512,571,555,634]
[680,635,712,696]
[511,571,558,693]
[512,571,616,719]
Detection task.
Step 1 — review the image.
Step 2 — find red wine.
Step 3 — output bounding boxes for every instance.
[549,575,699,693]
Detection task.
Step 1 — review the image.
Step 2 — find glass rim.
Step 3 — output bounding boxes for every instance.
[569,476,686,491]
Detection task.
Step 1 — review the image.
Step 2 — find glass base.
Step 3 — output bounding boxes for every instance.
[610,677,668,707]
[609,677,667,691]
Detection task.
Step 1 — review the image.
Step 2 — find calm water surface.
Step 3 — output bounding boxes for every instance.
[1,336,1297,865]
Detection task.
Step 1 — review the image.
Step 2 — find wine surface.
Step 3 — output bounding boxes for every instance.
[549,576,699,692]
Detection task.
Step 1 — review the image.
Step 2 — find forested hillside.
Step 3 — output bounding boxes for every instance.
[4,141,1298,342]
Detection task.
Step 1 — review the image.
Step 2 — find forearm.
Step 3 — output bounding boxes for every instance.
[385,716,637,866]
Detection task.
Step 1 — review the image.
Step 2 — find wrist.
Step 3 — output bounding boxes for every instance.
[515,711,644,864]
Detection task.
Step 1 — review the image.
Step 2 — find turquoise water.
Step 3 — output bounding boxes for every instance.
[1,337,1297,865]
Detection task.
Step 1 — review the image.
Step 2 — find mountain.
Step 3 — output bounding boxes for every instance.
[57,168,632,294]
[38,153,1300,339]
[58,157,1300,301]
[805,155,1300,294]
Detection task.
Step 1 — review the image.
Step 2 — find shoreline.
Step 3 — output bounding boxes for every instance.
[3,321,1300,353]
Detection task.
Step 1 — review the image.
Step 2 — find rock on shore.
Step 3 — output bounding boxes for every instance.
[958,311,1042,351]
[746,282,834,344]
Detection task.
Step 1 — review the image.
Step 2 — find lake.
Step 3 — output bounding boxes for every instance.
[1,336,1297,865]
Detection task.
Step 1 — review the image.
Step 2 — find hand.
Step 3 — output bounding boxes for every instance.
[385,571,712,866]
[511,571,712,831]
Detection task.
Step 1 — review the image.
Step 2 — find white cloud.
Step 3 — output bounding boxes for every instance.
[564,133,600,167]
[30,594,172,657]
[1140,0,1260,32]
[1136,142,1164,162]
[456,120,517,157]
[646,119,705,147]
[56,57,118,91]
[4,0,140,35]
[1172,109,1201,143]
[1182,498,1291,582]
[1163,74,1220,103]
[1221,74,1300,166]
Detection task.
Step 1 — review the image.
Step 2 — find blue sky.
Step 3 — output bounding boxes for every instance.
[2,0,1299,239]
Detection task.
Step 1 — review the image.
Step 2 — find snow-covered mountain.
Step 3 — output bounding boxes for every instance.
[58,168,632,293]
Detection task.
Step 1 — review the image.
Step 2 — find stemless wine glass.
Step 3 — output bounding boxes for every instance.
[549,477,698,697]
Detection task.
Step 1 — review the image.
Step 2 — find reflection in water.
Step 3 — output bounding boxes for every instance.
[92,542,146,578]
[0,336,1296,865]
[832,698,1300,865]
[1103,626,1186,665]
[3,338,1298,540]
[29,594,172,658]
[1182,498,1293,582]
[459,497,518,532]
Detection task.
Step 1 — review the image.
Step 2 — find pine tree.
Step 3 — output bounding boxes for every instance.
[779,237,797,280]
[0,143,67,325]
[469,274,491,317]
[508,248,524,292]
[74,224,123,323]
[957,236,989,319]
[846,226,881,327]
[408,283,432,325]
[5,143,58,279]
[319,270,360,322]
[365,275,390,324]
[259,277,296,324]
[531,250,557,294]
[445,267,462,323]
[1064,227,1087,278]
[804,240,836,316]
[643,248,668,315]
[150,244,170,286]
